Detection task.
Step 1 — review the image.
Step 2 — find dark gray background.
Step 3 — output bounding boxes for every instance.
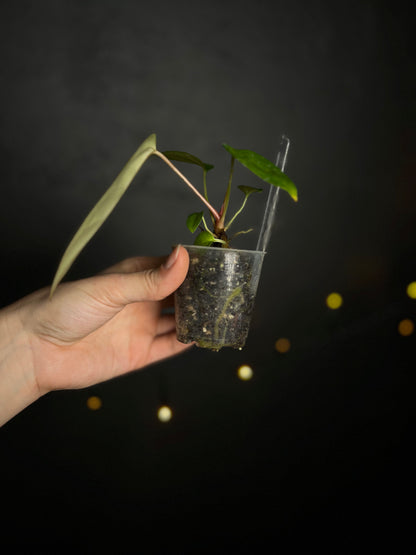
[1,0,414,552]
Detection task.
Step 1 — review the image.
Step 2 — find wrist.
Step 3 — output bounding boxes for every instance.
[0,302,41,426]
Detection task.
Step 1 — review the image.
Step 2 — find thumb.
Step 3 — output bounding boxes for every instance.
[92,245,190,307]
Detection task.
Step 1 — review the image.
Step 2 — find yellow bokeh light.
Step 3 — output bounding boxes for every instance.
[326,292,343,310]
[406,282,416,299]
[275,338,291,353]
[237,365,253,380]
[157,406,173,422]
[398,318,414,337]
[87,396,102,410]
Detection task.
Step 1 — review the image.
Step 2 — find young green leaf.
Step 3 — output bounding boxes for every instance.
[162,151,214,172]
[238,185,263,197]
[50,133,157,297]
[187,212,204,233]
[193,231,227,247]
[222,144,298,201]
[194,231,215,246]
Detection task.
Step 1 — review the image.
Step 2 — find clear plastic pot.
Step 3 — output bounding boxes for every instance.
[174,245,265,351]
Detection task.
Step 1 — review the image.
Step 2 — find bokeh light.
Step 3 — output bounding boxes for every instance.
[237,365,253,380]
[326,292,343,309]
[275,338,291,353]
[398,319,414,336]
[157,405,173,422]
[406,282,416,299]
[87,396,102,410]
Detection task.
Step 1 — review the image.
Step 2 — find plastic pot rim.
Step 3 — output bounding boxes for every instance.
[179,244,267,256]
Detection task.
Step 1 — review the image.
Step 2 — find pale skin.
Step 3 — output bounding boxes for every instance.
[0,245,191,427]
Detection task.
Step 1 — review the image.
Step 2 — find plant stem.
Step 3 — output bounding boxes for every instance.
[201,215,211,232]
[203,169,209,202]
[203,169,215,225]
[154,150,220,222]
[216,156,235,233]
[225,195,248,231]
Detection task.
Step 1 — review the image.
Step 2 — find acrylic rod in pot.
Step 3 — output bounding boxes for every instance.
[256,135,290,253]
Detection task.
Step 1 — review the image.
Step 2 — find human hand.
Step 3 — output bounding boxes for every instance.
[0,246,190,425]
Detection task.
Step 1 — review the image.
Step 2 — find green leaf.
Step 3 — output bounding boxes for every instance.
[238,185,262,197]
[187,212,203,233]
[162,151,214,172]
[194,231,227,246]
[194,231,215,246]
[50,133,157,296]
[223,144,298,201]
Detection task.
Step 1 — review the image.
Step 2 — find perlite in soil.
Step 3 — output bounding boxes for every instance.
[175,246,265,351]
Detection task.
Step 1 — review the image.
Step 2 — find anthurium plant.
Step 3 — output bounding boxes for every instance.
[50,133,297,297]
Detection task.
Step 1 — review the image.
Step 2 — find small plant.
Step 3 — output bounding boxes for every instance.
[164,143,297,248]
[50,133,297,296]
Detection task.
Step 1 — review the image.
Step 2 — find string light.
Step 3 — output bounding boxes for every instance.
[398,319,414,336]
[326,292,343,309]
[275,338,291,353]
[87,396,102,410]
[406,282,416,299]
[237,365,253,380]
[157,405,173,422]
[93,283,416,421]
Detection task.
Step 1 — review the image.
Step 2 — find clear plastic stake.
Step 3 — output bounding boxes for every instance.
[256,135,290,252]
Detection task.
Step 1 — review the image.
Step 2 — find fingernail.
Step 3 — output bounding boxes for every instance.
[163,245,181,270]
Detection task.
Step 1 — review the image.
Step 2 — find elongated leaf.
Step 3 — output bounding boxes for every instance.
[223,144,298,201]
[162,151,214,172]
[186,212,203,233]
[50,133,157,296]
